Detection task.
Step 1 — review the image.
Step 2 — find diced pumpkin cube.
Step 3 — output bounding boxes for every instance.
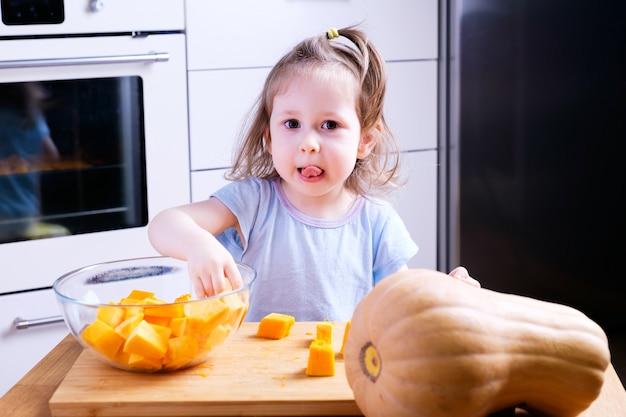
[126,289,154,300]
[184,299,230,336]
[204,324,231,349]
[169,317,188,337]
[113,349,133,366]
[175,293,192,302]
[164,335,199,369]
[150,322,172,341]
[141,296,167,304]
[96,304,125,328]
[121,305,143,319]
[221,293,247,328]
[82,319,125,359]
[339,320,351,356]
[306,339,335,376]
[127,353,163,370]
[257,313,295,339]
[144,314,171,327]
[123,320,168,359]
[316,321,333,344]
[115,313,144,339]
[144,302,185,319]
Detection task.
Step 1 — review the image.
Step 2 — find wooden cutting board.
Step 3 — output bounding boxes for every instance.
[48,321,362,417]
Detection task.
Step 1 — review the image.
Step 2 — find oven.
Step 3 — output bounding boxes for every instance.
[0,0,189,293]
[0,0,190,394]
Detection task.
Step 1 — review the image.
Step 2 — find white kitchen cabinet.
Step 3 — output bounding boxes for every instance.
[0,288,68,397]
[386,61,438,152]
[392,151,438,270]
[191,169,230,202]
[188,68,269,171]
[186,0,437,70]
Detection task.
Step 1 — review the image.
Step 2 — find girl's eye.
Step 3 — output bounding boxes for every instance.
[284,119,300,129]
[322,120,338,129]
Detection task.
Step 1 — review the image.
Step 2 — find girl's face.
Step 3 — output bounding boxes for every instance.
[267,74,374,212]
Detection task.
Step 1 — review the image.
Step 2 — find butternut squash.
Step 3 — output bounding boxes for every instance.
[344,269,611,417]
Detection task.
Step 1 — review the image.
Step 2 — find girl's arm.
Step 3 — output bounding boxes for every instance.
[148,197,242,297]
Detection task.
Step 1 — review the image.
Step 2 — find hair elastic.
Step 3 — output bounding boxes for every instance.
[326,28,340,40]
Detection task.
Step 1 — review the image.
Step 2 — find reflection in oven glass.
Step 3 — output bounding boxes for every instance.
[0,78,148,244]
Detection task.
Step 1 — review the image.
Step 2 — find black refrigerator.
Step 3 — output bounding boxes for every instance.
[441,0,626,378]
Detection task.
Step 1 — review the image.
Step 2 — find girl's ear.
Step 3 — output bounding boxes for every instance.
[357,123,380,159]
[264,127,272,154]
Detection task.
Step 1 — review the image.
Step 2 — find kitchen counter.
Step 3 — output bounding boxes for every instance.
[2,332,625,417]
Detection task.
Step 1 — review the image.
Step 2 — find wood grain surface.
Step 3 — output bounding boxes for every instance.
[49,322,359,417]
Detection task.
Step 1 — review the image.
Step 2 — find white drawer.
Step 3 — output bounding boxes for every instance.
[186,0,438,70]
[0,288,68,397]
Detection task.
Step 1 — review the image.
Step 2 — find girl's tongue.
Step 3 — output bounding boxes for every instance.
[300,166,323,178]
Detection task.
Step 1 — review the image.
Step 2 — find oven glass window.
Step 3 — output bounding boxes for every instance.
[0,78,147,244]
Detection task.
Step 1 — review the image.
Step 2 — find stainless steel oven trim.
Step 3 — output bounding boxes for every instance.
[0,51,169,69]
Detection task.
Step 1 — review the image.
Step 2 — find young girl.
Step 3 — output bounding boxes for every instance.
[148,26,476,321]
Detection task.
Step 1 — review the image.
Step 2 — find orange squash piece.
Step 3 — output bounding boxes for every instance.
[82,319,125,359]
[184,298,230,336]
[221,293,247,328]
[114,313,144,339]
[97,303,125,328]
[205,324,231,349]
[143,297,185,318]
[164,335,199,369]
[126,289,154,300]
[316,321,333,344]
[169,317,188,337]
[151,322,173,341]
[122,305,144,319]
[127,353,162,370]
[257,313,295,339]
[306,339,335,376]
[123,320,169,359]
[175,293,192,302]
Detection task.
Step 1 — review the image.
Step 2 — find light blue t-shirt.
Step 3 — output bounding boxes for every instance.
[213,177,418,322]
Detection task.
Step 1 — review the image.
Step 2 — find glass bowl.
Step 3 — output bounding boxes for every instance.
[53,256,256,372]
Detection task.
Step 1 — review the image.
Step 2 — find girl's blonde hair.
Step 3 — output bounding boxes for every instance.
[226,25,402,197]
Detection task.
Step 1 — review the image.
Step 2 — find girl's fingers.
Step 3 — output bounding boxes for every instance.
[449,266,481,288]
[225,262,244,290]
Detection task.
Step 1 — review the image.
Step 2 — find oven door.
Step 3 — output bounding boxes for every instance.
[0,33,190,293]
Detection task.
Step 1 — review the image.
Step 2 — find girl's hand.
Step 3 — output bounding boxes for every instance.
[186,238,244,298]
[448,266,481,288]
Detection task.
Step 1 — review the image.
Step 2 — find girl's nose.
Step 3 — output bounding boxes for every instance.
[299,133,320,153]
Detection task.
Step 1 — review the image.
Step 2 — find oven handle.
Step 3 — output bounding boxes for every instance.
[0,51,169,69]
[14,315,65,330]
